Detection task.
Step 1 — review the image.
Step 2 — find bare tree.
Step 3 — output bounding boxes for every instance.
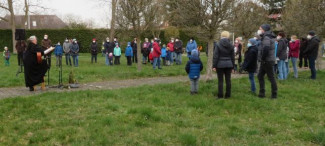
[0,0,16,53]
[110,0,118,40]
[117,0,160,71]
[167,0,236,81]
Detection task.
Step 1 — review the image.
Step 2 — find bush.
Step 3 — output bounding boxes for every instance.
[0,29,207,53]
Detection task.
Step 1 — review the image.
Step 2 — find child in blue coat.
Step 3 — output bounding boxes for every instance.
[54,42,63,67]
[125,42,133,66]
[161,44,167,66]
[185,49,203,95]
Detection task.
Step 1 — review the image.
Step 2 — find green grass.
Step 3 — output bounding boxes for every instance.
[0,71,324,145]
[0,53,207,87]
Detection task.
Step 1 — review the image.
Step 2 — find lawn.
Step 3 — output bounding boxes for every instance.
[0,71,324,145]
[0,53,207,87]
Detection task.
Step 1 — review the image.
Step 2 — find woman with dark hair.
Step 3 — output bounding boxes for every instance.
[276,32,288,80]
[299,37,309,69]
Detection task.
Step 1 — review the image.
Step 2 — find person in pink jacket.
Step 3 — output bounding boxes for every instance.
[289,35,300,78]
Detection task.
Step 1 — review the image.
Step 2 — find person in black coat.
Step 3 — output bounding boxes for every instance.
[304,31,320,80]
[131,38,138,63]
[90,39,98,63]
[23,36,49,91]
[213,31,234,99]
[241,38,258,94]
[299,37,309,68]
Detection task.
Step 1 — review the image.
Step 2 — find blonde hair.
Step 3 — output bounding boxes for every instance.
[291,35,297,40]
[221,31,230,38]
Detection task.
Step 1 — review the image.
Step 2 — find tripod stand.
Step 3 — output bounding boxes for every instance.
[16,57,24,77]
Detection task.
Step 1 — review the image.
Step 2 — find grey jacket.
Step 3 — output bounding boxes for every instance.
[63,42,72,54]
[213,38,235,69]
[258,31,276,62]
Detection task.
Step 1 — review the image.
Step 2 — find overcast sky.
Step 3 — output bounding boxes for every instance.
[39,0,111,28]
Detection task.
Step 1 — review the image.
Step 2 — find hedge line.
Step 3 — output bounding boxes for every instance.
[0,29,207,53]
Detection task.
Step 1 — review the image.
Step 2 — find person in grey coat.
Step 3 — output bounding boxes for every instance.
[257,24,278,99]
[63,39,72,66]
[213,31,234,99]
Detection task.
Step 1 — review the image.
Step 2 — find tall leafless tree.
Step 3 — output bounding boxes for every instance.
[0,0,16,53]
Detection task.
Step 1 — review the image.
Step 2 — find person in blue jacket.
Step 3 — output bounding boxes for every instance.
[185,49,203,95]
[161,44,167,66]
[186,37,198,59]
[54,42,63,67]
[125,42,133,66]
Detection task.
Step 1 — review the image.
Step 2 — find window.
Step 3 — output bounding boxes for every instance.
[32,21,37,27]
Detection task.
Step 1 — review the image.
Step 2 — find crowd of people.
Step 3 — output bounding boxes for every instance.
[1,24,324,97]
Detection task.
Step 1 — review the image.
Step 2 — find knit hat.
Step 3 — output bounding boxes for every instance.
[260,24,271,31]
[308,31,316,36]
[92,38,96,41]
[191,49,199,57]
[248,38,257,46]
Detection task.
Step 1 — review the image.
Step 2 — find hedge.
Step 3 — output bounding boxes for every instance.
[0,29,207,53]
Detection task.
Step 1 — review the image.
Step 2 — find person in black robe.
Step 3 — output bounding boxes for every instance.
[23,36,49,91]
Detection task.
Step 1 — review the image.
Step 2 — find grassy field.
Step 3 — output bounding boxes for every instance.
[0,71,324,145]
[0,53,206,87]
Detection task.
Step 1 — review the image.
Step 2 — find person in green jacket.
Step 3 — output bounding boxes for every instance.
[3,46,10,66]
[114,43,121,65]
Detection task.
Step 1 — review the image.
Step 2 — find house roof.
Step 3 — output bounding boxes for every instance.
[0,15,67,29]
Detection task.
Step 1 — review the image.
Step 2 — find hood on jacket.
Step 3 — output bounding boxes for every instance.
[190,49,200,63]
[312,36,321,42]
[219,38,232,48]
[263,31,276,39]
[127,42,131,46]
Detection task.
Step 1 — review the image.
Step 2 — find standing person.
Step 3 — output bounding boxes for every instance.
[299,37,309,69]
[142,38,150,64]
[16,40,27,66]
[174,38,183,65]
[63,39,72,66]
[167,38,175,65]
[131,38,138,63]
[240,39,258,94]
[161,44,167,66]
[234,38,242,72]
[114,43,121,65]
[125,42,133,66]
[3,47,10,66]
[152,39,162,69]
[274,40,279,74]
[104,37,111,65]
[90,38,99,63]
[41,34,52,67]
[186,37,198,59]
[257,24,277,99]
[276,32,288,80]
[54,42,63,67]
[304,31,320,80]
[185,49,203,95]
[23,36,50,91]
[212,31,234,99]
[71,39,79,67]
[113,37,120,47]
[289,35,300,78]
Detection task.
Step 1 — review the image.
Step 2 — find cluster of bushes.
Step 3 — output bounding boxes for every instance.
[0,28,207,53]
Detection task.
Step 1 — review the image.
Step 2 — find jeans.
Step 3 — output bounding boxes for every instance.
[290,57,298,78]
[190,78,199,92]
[170,52,176,63]
[258,61,277,98]
[65,53,72,66]
[56,56,62,66]
[105,54,110,66]
[127,56,132,65]
[72,55,78,67]
[278,60,287,80]
[142,55,148,64]
[217,68,232,98]
[249,72,256,93]
[285,61,289,77]
[176,53,182,65]
[132,52,137,63]
[91,54,97,63]
[308,57,317,79]
[114,56,120,65]
[153,57,161,69]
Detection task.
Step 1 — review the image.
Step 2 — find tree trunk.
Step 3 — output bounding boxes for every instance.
[205,39,214,81]
[110,0,117,40]
[137,36,142,72]
[317,45,323,70]
[8,0,16,54]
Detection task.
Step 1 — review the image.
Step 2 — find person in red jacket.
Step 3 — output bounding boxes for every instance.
[289,35,300,78]
[167,38,175,65]
[152,39,162,69]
